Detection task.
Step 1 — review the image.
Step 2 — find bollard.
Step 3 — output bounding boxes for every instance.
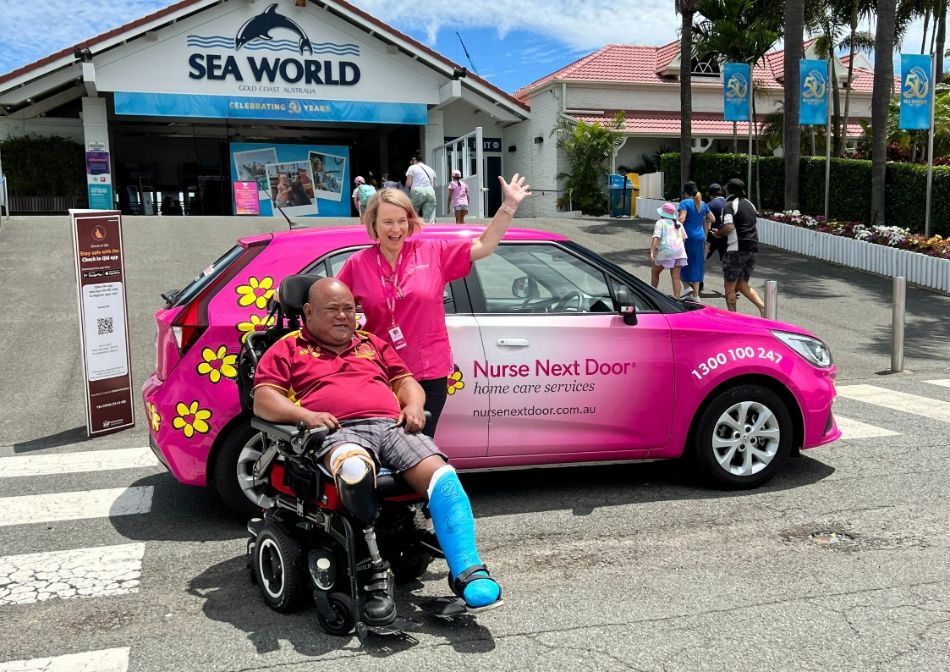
[891,276,906,373]
[764,280,778,321]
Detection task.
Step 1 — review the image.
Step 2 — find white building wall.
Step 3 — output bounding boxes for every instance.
[503,87,562,217]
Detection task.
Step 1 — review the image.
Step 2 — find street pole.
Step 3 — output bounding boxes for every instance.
[925,54,936,237]
[891,276,906,373]
[764,280,778,320]
[824,59,832,221]
[747,84,753,191]
[0,145,7,221]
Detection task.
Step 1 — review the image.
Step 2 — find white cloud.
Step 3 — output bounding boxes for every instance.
[353,0,680,51]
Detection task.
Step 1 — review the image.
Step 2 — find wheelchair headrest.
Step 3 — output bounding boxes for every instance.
[277,274,321,317]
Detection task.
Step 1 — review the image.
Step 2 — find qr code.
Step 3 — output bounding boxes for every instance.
[97,317,114,335]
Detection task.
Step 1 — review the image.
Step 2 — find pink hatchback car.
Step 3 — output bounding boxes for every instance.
[143,225,840,515]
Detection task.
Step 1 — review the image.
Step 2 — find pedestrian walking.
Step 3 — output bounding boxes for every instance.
[351,176,377,219]
[405,153,437,223]
[720,178,766,317]
[447,170,470,223]
[649,201,689,298]
[705,182,728,261]
[678,181,715,302]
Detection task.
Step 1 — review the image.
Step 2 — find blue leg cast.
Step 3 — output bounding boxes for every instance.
[427,466,500,608]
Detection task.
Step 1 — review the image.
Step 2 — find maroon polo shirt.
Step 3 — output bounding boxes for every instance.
[253,327,412,421]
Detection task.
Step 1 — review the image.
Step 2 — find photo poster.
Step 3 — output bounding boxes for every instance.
[230,142,350,217]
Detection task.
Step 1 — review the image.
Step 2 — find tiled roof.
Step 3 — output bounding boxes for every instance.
[514,38,888,101]
[572,110,866,139]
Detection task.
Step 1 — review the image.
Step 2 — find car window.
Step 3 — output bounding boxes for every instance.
[302,247,456,313]
[473,243,615,314]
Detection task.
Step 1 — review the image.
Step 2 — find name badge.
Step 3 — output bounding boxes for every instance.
[388,325,408,350]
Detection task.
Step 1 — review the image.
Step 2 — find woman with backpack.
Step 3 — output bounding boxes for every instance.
[351,175,377,219]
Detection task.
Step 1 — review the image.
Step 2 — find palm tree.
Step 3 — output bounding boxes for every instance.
[871,0,898,226]
[838,0,876,154]
[676,0,700,188]
[785,0,805,209]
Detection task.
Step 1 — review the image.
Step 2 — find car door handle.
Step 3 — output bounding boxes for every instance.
[496,338,530,347]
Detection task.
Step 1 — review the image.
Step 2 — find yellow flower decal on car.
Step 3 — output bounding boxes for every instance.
[172,401,212,438]
[236,276,275,309]
[447,366,465,395]
[236,314,276,342]
[196,345,238,383]
[146,402,161,432]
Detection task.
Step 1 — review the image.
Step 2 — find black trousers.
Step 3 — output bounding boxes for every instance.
[418,377,448,439]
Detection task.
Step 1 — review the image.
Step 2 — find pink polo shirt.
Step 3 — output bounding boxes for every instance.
[337,239,472,380]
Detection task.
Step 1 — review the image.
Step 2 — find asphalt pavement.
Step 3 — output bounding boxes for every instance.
[0,214,947,671]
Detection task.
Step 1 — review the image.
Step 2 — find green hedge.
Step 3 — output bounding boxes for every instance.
[660,152,949,236]
[0,135,86,198]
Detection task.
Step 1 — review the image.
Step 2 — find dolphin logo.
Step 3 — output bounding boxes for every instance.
[803,70,826,100]
[726,74,748,101]
[904,66,929,101]
[235,4,313,55]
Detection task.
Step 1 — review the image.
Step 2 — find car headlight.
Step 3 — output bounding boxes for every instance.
[771,331,833,368]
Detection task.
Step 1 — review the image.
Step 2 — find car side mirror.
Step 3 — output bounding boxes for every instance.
[615,286,638,326]
[512,276,538,299]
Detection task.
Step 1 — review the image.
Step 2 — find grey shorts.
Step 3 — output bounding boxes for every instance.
[318,418,446,473]
[722,251,756,283]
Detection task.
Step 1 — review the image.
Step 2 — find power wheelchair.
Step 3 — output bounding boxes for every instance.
[236,274,445,638]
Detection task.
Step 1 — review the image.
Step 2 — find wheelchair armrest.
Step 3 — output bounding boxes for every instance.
[251,418,329,455]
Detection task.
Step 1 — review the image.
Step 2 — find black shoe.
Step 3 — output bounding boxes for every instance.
[362,563,396,625]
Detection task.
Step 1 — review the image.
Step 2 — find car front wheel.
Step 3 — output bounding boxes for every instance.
[693,384,793,489]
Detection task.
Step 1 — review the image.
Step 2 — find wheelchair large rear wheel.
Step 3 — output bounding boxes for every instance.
[253,522,309,612]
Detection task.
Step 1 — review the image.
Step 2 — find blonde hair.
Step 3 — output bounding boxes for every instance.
[693,192,702,211]
[362,188,424,239]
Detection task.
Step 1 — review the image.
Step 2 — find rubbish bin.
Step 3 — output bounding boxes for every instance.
[608,174,635,217]
[626,172,640,215]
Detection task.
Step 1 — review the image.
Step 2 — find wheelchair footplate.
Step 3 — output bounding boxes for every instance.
[420,596,505,620]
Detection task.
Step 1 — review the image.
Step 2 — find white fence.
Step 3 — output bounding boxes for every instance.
[637,172,664,199]
[635,196,950,293]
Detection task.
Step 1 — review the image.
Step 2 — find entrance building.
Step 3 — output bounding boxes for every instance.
[0,0,528,217]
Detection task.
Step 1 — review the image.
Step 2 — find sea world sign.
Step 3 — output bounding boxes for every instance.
[187,3,361,88]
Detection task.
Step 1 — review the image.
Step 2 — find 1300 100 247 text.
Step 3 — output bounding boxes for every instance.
[690,347,783,380]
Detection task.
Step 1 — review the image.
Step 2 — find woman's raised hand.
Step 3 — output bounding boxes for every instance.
[499,173,532,207]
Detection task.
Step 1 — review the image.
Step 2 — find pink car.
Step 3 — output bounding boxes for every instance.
[143,226,840,515]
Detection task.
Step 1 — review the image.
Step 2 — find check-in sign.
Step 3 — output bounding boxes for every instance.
[70,210,135,436]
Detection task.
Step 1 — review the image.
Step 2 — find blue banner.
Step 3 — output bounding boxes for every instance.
[800,60,829,126]
[87,184,113,210]
[114,92,428,125]
[900,54,933,130]
[722,63,751,122]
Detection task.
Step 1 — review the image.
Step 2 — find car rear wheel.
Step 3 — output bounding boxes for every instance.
[693,384,792,489]
[213,422,273,517]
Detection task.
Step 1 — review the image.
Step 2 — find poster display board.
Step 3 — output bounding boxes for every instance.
[230,142,350,217]
[85,151,114,210]
[70,210,135,436]
[233,181,261,215]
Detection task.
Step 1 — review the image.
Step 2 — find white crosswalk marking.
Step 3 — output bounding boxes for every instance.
[924,378,950,389]
[835,384,950,423]
[0,448,157,478]
[833,415,900,439]
[0,544,145,606]
[0,648,129,672]
[0,487,153,527]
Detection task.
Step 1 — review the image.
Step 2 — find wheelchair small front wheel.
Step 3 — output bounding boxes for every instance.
[254,522,309,612]
[317,592,356,636]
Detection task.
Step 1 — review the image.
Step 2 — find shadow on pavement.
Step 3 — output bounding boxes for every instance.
[186,556,496,658]
[12,426,90,452]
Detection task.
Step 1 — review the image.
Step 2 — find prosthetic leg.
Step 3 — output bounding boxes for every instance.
[425,465,502,616]
[330,444,396,626]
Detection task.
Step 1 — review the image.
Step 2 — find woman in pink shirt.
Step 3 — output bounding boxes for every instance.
[337,175,531,438]
[447,169,470,223]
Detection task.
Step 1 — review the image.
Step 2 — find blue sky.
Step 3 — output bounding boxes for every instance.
[0,1,930,93]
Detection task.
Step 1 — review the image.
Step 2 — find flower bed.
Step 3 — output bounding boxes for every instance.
[766,211,950,260]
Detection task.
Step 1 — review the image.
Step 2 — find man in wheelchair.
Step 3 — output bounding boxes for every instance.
[253,277,502,626]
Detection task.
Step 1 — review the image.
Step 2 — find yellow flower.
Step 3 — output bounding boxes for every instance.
[196,345,238,383]
[236,314,276,342]
[172,401,212,438]
[447,366,465,395]
[235,276,275,309]
[146,402,161,432]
